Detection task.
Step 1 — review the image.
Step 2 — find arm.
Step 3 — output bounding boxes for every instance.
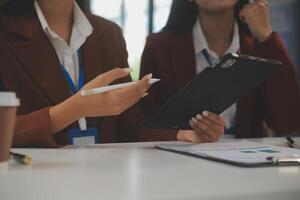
[12,69,151,148]
[240,0,300,132]
[14,107,58,147]
[254,33,300,132]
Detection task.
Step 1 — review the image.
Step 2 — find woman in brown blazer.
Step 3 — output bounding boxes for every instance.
[0,0,167,147]
[140,0,300,141]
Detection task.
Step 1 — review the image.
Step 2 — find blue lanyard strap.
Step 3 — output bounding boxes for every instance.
[61,48,84,94]
[202,49,213,66]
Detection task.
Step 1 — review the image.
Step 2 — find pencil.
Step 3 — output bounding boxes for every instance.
[10,152,32,165]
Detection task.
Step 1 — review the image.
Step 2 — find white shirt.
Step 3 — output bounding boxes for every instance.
[34,1,93,132]
[34,0,93,86]
[193,18,240,129]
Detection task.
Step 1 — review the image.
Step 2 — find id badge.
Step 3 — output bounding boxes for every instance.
[67,128,99,145]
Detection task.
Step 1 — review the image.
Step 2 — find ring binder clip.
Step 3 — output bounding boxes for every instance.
[267,156,300,166]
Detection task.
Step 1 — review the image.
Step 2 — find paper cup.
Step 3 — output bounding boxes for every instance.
[0,92,20,163]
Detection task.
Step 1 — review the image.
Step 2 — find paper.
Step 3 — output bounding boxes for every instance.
[158,141,300,165]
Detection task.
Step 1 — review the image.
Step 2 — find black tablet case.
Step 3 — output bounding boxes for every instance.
[147,53,282,129]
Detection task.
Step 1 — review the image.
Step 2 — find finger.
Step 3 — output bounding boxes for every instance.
[191,125,214,143]
[260,0,268,6]
[197,117,225,138]
[253,0,268,9]
[189,121,213,143]
[255,0,268,5]
[239,7,250,23]
[187,130,203,143]
[114,74,152,98]
[257,1,268,8]
[200,133,213,143]
[201,111,225,127]
[112,88,146,109]
[190,118,219,142]
[88,68,133,88]
[138,73,153,89]
[111,74,153,109]
[108,91,143,115]
[195,114,224,135]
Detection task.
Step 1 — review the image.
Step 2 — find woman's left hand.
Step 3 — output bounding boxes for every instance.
[189,111,225,143]
[239,0,273,42]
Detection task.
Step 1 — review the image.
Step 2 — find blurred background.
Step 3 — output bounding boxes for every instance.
[83,0,300,81]
[89,0,172,80]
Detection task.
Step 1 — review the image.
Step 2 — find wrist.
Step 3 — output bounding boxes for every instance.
[49,97,80,134]
[176,130,186,141]
[66,94,85,119]
[255,29,273,43]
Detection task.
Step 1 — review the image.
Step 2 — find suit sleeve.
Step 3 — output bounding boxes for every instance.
[115,29,178,142]
[254,32,300,133]
[139,36,172,116]
[0,59,58,148]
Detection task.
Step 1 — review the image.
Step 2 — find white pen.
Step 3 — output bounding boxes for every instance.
[80,78,160,96]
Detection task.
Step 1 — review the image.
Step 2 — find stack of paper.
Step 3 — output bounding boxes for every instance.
[157,141,300,167]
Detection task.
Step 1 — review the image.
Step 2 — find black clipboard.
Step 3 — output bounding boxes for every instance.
[147,53,282,129]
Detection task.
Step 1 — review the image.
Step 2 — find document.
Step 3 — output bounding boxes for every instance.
[157,141,300,166]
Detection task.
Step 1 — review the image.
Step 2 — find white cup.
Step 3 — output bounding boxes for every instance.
[0,92,20,164]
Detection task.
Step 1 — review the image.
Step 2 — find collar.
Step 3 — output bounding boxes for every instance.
[34,0,93,40]
[193,17,240,57]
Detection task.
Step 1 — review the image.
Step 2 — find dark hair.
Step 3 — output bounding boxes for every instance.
[163,0,250,34]
[0,0,88,15]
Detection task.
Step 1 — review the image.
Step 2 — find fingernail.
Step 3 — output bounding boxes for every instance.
[196,114,202,120]
[146,73,153,80]
[142,93,149,98]
[189,120,193,126]
[123,68,133,73]
[202,111,209,117]
[192,117,198,123]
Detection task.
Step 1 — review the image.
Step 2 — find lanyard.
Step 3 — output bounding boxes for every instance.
[61,48,87,131]
[61,48,84,94]
[202,49,213,66]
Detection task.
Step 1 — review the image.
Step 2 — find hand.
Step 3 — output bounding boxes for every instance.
[239,0,273,42]
[189,111,225,143]
[49,68,151,134]
[176,130,204,143]
[74,68,151,117]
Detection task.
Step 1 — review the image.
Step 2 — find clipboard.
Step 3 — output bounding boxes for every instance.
[156,141,300,167]
[147,53,282,129]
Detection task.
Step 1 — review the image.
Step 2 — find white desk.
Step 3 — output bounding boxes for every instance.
[1,138,300,200]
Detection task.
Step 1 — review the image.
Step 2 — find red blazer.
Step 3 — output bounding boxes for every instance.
[140,29,300,138]
[0,11,177,147]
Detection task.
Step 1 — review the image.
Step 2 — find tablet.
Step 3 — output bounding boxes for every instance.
[147,53,282,129]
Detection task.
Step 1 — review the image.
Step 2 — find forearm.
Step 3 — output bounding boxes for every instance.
[255,33,300,132]
[13,107,58,148]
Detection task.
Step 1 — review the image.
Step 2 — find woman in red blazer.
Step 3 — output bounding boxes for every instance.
[140,0,300,142]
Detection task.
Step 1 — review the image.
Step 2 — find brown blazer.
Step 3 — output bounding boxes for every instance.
[0,10,177,148]
[140,29,300,138]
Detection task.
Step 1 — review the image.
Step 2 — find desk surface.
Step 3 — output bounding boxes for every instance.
[1,138,300,200]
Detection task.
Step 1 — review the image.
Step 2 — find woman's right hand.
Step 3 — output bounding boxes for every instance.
[49,68,151,134]
[72,68,152,118]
